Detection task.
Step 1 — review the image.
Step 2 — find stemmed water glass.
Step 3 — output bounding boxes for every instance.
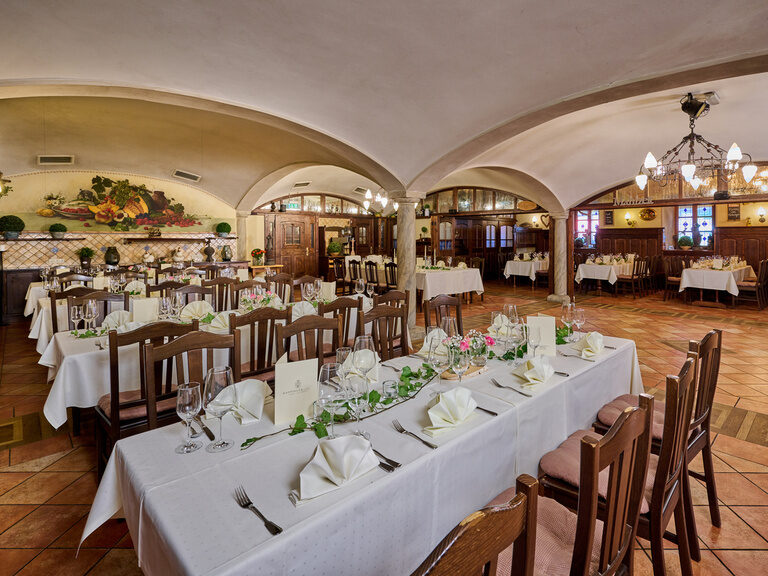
[573,308,586,337]
[449,346,470,383]
[202,366,238,452]
[354,278,365,295]
[301,282,312,302]
[428,337,450,391]
[503,304,518,325]
[83,300,97,332]
[344,374,369,439]
[366,282,375,298]
[176,382,203,454]
[526,324,541,359]
[70,305,83,334]
[159,296,171,320]
[317,362,341,438]
[50,275,60,293]
[440,316,459,339]
[350,336,376,437]
[313,278,323,300]
[172,292,185,319]
[506,324,523,366]
[561,302,574,342]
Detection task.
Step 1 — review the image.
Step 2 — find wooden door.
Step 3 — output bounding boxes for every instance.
[483,220,499,278]
[275,214,318,276]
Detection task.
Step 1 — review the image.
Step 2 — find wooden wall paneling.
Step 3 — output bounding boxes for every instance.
[714,227,768,271]
[594,228,663,258]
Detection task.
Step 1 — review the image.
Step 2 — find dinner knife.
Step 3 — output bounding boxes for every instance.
[194,415,215,440]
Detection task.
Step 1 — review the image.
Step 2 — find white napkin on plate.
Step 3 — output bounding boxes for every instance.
[297,435,379,502]
[456,261,467,269]
[513,356,554,385]
[292,300,316,321]
[423,387,477,436]
[342,349,380,383]
[209,311,231,330]
[101,310,131,330]
[124,280,146,295]
[572,332,604,358]
[179,300,214,321]
[417,327,448,358]
[205,379,272,425]
[487,314,515,338]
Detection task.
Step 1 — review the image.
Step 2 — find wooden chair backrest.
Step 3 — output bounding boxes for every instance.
[147,280,186,298]
[106,320,199,438]
[294,275,321,286]
[349,259,363,281]
[276,315,341,360]
[424,294,463,335]
[357,305,408,360]
[104,269,149,282]
[143,330,241,428]
[332,258,346,283]
[317,297,363,350]
[373,289,410,324]
[171,284,214,306]
[231,279,267,309]
[269,273,294,303]
[688,329,722,431]
[59,273,94,289]
[470,257,485,276]
[411,474,538,576]
[230,306,291,378]
[50,287,104,333]
[67,291,128,329]
[364,261,380,284]
[384,262,398,287]
[202,277,238,312]
[757,259,768,288]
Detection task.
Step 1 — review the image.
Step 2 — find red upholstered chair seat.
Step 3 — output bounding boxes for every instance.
[597,393,665,440]
[538,428,657,515]
[490,489,602,576]
[97,389,177,421]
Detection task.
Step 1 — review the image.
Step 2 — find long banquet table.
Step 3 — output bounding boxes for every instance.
[679,265,755,297]
[82,336,642,576]
[503,259,548,281]
[415,267,484,300]
[574,262,633,285]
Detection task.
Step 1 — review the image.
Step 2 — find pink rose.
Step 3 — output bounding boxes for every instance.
[459,339,469,352]
[485,336,495,346]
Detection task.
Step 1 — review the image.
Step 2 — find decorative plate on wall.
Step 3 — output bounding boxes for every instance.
[639,208,656,221]
[517,200,538,211]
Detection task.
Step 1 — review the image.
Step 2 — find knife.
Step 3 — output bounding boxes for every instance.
[194,415,215,440]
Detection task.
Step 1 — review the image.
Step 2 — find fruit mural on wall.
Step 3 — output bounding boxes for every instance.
[36,176,202,231]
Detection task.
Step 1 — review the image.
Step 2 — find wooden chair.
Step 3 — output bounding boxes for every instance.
[268,272,294,303]
[424,294,463,335]
[193,264,219,280]
[294,275,322,300]
[276,315,341,361]
[147,280,186,298]
[615,257,645,298]
[736,259,767,309]
[348,259,363,285]
[203,277,238,311]
[94,320,199,477]
[229,306,290,382]
[468,257,485,302]
[66,291,128,330]
[384,262,398,290]
[362,261,384,294]
[332,258,348,295]
[231,279,268,309]
[49,287,104,333]
[411,474,538,576]
[373,289,410,323]
[317,297,363,349]
[662,257,682,301]
[58,273,94,290]
[357,305,408,360]
[540,355,698,576]
[104,269,149,282]
[170,284,214,306]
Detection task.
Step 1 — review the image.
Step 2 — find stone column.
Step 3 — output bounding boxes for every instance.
[396,200,418,328]
[546,211,571,304]
[236,210,250,261]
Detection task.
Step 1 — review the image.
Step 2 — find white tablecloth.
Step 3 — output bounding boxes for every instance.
[575,263,633,285]
[503,260,548,281]
[82,337,642,576]
[24,282,48,316]
[416,268,484,300]
[679,266,755,296]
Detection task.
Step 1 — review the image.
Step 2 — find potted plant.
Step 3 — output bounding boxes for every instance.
[677,235,694,250]
[423,203,431,217]
[75,247,95,268]
[420,226,428,239]
[251,248,265,265]
[215,222,232,237]
[0,215,25,240]
[327,241,342,257]
[574,237,586,249]
[49,223,67,239]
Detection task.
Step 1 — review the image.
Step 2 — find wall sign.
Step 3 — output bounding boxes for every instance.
[727,204,741,221]
[604,210,614,225]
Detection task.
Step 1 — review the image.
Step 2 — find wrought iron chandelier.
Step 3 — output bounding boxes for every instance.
[634,93,756,193]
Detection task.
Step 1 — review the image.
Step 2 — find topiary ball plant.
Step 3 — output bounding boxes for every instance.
[327,240,342,256]
[677,235,694,249]
[0,215,25,239]
[216,222,232,237]
[49,222,67,239]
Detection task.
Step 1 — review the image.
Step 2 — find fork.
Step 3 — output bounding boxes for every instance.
[381,363,401,372]
[558,351,595,362]
[234,485,283,535]
[490,377,532,398]
[392,419,437,449]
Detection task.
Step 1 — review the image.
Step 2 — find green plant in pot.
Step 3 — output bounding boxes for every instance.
[327,240,342,257]
[216,222,232,237]
[677,235,694,250]
[0,215,25,240]
[420,226,428,239]
[49,223,67,239]
[76,247,95,268]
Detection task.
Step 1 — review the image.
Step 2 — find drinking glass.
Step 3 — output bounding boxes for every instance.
[440,316,459,338]
[446,256,452,268]
[382,379,399,403]
[70,305,83,333]
[50,276,60,293]
[301,282,312,301]
[82,300,97,332]
[573,308,586,336]
[159,296,171,320]
[428,337,450,391]
[354,278,365,295]
[450,347,470,383]
[561,303,574,342]
[313,278,323,299]
[318,362,341,437]
[344,375,369,438]
[503,304,518,325]
[366,283,375,298]
[526,324,541,359]
[175,382,203,454]
[172,292,185,319]
[202,366,237,452]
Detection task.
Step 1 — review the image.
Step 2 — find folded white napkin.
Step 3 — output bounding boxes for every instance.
[436,260,446,267]
[417,328,448,358]
[595,256,603,264]
[522,253,530,260]
[297,435,379,502]
[205,379,272,425]
[342,348,380,383]
[423,387,477,436]
[209,311,231,330]
[116,321,144,334]
[124,280,146,295]
[131,297,159,323]
[712,259,723,270]
[101,310,131,330]
[456,261,467,269]
[292,300,316,321]
[487,314,515,339]
[513,356,554,385]
[179,300,214,321]
[572,331,604,358]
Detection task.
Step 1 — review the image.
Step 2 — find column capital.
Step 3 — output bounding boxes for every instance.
[549,211,570,220]
[236,210,252,218]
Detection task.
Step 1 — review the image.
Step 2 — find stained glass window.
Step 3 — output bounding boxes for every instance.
[575,210,599,246]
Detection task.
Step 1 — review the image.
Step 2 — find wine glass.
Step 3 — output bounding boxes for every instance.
[50,275,60,293]
[313,278,323,300]
[506,325,523,366]
[573,308,586,337]
[70,305,83,334]
[440,316,459,339]
[354,278,365,295]
[301,282,312,302]
[446,256,452,268]
[428,337,450,391]
[318,362,341,438]
[366,283,375,298]
[82,300,97,332]
[450,347,470,384]
[175,382,203,454]
[526,324,541,359]
[561,303,574,342]
[344,374,369,438]
[203,366,237,452]
[158,296,171,320]
[172,292,185,319]
[503,304,518,325]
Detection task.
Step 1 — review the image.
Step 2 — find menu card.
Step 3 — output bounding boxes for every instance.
[528,315,557,357]
[92,276,109,290]
[132,297,159,323]
[237,268,249,281]
[273,354,318,425]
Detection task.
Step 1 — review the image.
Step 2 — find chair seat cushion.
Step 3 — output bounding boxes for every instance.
[597,394,665,440]
[539,428,658,515]
[737,281,757,288]
[491,491,601,576]
[616,274,633,280]
[97,389,177,421]
[667,276,681,282]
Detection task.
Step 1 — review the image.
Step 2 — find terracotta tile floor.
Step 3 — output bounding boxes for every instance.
[0,281,767,574]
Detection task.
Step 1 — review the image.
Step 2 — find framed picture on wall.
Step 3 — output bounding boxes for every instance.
[727,204,740,221]
[604,210,614,225]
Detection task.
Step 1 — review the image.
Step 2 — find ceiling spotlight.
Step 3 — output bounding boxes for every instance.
[364,189,372,200]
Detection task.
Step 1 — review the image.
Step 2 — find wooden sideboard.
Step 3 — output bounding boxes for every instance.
[714,227,768,272]
[595,228,664,258]
[2,268,41,323]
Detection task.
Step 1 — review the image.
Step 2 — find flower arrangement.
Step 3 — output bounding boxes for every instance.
[466,329,495,367]
[240,289,277,311]
[251,248,265,264]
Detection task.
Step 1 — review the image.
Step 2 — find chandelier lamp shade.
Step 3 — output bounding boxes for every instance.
[634,93,756,191]
[361,188,389,212]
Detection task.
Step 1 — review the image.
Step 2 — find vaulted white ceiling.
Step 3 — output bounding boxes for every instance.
[2,0,768,209]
